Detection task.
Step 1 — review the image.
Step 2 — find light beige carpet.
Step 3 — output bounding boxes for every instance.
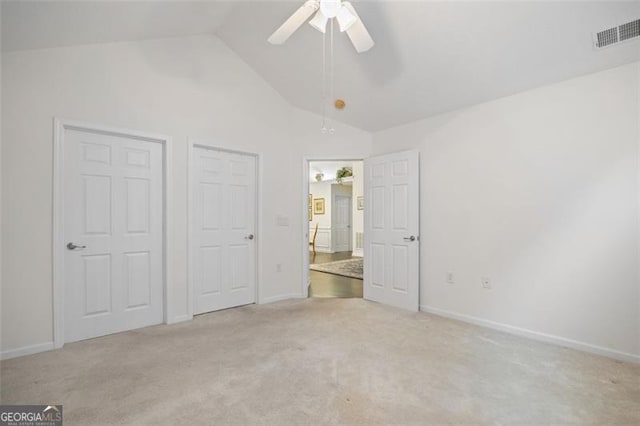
[1,298,639,425]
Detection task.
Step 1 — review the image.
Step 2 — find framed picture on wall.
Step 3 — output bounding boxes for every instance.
[357,196,364,210]
[314,198,325,215]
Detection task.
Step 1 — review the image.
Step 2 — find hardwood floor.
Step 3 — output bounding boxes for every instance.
[309,251,363,298]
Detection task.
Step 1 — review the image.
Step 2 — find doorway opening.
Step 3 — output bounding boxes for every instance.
[305,160,364,298]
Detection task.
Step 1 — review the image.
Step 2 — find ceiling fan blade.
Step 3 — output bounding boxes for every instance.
[342,2,374,53]
[268,0,319,45]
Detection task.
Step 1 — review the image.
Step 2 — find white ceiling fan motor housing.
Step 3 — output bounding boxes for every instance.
[320,0,341,18]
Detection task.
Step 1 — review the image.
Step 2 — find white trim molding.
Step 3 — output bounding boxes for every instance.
[309,225,333,253]
[1,342,55,360]
[421,305,640,364]
[52,118,174,349]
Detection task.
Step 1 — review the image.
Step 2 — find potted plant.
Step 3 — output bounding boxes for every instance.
[336,167,353,184]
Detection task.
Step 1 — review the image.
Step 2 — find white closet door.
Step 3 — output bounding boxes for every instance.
[364,150,420,311]
[64,129,164,343]
[192,147,257,314]
[333,195,352,252]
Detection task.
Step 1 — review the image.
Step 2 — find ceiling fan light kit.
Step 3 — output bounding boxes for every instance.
[309,5,355,34]
[319,0,341,18]
[268,0,373,133]
[309,10,329,34]
[268,0,374,52]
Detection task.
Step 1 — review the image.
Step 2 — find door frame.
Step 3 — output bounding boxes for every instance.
[187,139,262,317]
[52,118,174,349]
[301,157,363,297]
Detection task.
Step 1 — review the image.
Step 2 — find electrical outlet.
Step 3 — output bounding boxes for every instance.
[276,264,282,272]
[481,277,491,289]
[446,272,455,284]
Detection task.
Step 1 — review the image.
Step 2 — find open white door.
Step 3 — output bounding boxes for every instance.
[364,150,419,311]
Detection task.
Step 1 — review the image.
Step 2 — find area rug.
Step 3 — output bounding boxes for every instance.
[310,258,363,280]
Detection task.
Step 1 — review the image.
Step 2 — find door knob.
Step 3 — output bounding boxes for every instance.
[403,236,416,242]
[245,234,255,240]
[67,242,87,250]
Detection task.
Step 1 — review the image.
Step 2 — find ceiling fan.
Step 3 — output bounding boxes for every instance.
[268,0,374,53]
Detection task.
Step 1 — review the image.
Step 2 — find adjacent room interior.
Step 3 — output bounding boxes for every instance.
[1,1,639,424]
[307,160,364,298]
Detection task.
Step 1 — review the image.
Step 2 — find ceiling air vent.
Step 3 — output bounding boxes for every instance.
[594,19,640,49]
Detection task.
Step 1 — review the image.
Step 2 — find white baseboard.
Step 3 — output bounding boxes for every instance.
[261,293,304,304]
[167,314,192,325]
[420,305,640,364]
[1,342,55,360]
[351,249,363,257]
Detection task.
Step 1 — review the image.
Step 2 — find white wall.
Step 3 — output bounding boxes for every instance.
[372,62,640,361]
[290,108,371,160]
[309,181,333,229]
[309,180,353,253]
[308,161,354,182]
[0,4,3,356]
[309,181,333,252]
[0,35,372,356]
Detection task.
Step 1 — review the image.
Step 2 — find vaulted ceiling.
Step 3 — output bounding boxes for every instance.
[3,1,640,131]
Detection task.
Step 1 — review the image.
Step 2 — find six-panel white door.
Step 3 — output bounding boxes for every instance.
[364,150,420,311]
[64,129,164,343]
[192,147,257,314]
[333,195,352,252]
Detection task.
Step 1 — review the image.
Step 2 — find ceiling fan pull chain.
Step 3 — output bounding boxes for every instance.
[321,27,328,132]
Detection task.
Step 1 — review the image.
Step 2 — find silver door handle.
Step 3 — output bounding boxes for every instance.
[403,236,416,242]
[245,234,255,240]
[67,242,87,250]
